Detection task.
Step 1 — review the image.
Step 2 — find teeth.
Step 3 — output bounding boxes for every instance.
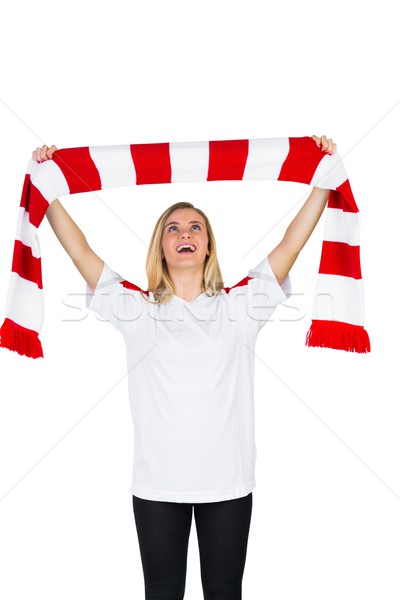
[176,244,196,252]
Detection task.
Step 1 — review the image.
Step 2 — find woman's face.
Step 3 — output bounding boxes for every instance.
[161,208,210,270]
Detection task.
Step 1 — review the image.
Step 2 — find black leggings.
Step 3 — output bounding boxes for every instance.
[132,492,253,600]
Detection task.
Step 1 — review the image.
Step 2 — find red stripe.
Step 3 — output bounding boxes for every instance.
[223,276,251,294]
[327,190,342,210]
[29,184,50,228]
[19,174,31,209]
[19,177,50,228]
[319,241,361,279]
[52,147,102,195]
[208,139,249,181]
[120,280,149,295]
[130,143,171,184]
[11,240,43,288]
[327,180,358,213]
[278,136,324,185]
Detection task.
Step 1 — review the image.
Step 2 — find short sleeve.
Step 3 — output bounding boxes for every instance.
[246,256,291,329]
[85,262,143,334]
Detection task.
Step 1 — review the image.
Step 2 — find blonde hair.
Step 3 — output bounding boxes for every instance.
[140,202,224,305]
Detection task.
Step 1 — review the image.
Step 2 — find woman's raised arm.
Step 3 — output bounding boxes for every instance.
[45,199,104,290]
[268,186,330,285]
[268,135,336,285]
[33,145,104,290]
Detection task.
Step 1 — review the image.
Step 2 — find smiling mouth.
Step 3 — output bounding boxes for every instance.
[176,244,197,253]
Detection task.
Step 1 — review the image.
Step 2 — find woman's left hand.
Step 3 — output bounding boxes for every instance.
[311,135,337,155]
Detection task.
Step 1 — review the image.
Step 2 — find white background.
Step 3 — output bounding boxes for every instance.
[0,1,399,598]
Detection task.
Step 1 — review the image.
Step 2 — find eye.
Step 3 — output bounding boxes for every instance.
[167,224,201,232]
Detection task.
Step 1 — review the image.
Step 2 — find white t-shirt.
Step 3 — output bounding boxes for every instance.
[86,256,291,503]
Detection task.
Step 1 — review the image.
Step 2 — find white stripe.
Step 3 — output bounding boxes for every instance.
[323,207,360,246]
[89,144,136,188]
[170,141,209,182]
[243,138,290,181]
[309,151,348,189]
[5,272,44,332]
[311,274,364,326]
[30,160,70,202]
[14,208,41,258]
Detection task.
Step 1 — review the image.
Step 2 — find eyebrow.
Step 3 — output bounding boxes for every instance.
[165,220,205,229]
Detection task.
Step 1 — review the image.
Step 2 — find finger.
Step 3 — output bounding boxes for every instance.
[326,138,336,153]
[34,147,42,162]
[40,145,49,161]
[320,135,328,150]
[43,145,58,161]
[327,142,337,155]
[311,135,321,147]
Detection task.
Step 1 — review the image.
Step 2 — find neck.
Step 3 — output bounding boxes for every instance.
[168,265,204,301]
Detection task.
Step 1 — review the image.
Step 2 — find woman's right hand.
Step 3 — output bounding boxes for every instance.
[32,144,58,163]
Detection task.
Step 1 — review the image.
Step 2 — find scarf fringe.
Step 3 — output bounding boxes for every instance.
[0,318,43,359]
[305,319,371,354]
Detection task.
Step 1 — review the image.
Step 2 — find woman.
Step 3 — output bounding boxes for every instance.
[33,134,336,600]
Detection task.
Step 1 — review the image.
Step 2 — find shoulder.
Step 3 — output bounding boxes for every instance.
[94,262,149,297]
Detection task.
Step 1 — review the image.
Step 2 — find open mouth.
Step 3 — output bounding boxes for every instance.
[176,244,197,253]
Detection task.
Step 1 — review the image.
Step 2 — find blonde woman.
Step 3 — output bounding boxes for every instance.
[33,134,336,600]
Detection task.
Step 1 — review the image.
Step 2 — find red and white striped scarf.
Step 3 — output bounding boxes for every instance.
[0,136,371,358]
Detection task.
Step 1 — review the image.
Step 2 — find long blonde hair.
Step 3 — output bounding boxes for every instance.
[140,202,224,305]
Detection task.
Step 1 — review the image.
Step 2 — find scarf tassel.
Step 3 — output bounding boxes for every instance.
[0,318,43,359]
[306,319,371,354]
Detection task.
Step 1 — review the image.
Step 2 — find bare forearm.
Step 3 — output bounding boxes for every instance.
[283,186,330,254]
[45,199,89,260]
[268,186,329,285]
